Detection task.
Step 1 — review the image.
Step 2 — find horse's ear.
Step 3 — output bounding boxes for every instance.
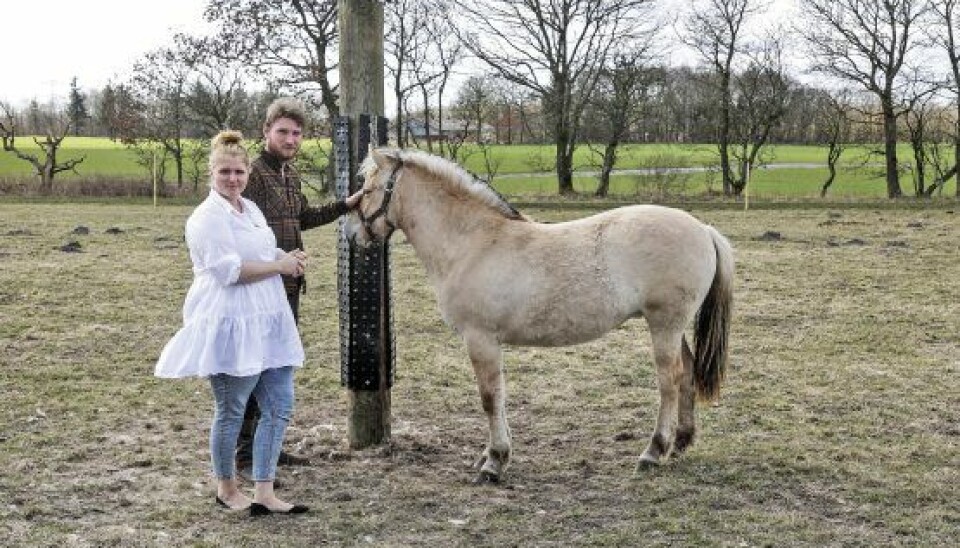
[371,148,400,169]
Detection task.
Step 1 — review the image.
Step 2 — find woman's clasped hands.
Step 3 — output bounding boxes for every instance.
[279,249,308,277]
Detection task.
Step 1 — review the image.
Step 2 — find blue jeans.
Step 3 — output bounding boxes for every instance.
[209,366,295,482]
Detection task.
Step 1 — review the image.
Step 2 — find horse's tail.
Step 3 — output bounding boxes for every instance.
[693,226,734,402]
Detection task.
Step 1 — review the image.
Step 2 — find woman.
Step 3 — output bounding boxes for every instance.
[155,130,308,516]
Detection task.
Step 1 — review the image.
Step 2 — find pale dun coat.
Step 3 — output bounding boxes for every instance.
[346,149,734,482]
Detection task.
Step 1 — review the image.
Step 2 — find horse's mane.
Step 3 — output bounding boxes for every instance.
[394,150,526,221]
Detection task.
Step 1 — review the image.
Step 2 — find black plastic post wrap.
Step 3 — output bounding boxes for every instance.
[335,114,394,390]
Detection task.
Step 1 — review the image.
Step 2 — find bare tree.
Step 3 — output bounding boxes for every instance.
[777,84,826,144]
[203,0,339,118]
[654,66,717,143]
[472,140,503,184]
[456,75,498,144]
[425,4,463,157]
[126,47,193,187]
[815,89,854,197]
[456,0,653,195]
[489,79,519,145]
[920,108,955,196]
[96,84,141,144]
[588,52,661,197]
[408,12,448,152]
[438,118,475,164]
[898,61,947,196]
[0,101,85,193]
[176,35,259,136]
[681,0,766,195]
[410,75,441,152]
[928,0,960,196]
[903,95,934,195]
[800,0,929,198]
[493,78,544,145]
[385,0,435,147]
[727,33,792,195]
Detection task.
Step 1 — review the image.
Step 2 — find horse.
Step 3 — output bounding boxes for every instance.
[345,148,734,483]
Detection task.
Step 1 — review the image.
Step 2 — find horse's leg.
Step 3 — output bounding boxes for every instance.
[638,327,684,470]
[464,330,511,483]
[674,336,697,455]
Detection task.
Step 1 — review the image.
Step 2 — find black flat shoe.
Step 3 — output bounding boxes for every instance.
[216,496,251,511]
[250,502,310,516]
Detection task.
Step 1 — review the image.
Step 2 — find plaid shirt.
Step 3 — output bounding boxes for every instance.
[243,150,348,295]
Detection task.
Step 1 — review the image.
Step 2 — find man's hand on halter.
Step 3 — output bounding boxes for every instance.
[345,190,364,209]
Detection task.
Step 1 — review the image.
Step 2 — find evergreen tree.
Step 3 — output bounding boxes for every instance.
[68,77,89,136]
[97,85,118,140]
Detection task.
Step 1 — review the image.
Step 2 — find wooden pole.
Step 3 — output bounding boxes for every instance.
[152,148,158,208]
[339,0,389,449]
[744,161,750,211]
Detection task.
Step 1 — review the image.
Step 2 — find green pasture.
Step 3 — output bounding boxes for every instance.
[1,203,957,546]
[496,167,957,200]
[1,137,954,199]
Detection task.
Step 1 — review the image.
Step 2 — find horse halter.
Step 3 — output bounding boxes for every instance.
[356,160,403,242]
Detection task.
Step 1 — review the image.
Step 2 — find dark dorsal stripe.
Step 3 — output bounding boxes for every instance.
[466,169,523,220]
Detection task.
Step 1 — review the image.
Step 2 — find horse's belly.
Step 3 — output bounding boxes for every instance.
[500,326,616,347]
[497,303,632,347]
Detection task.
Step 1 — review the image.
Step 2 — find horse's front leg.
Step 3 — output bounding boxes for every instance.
[638,329,683,470]
[464,330,511,483]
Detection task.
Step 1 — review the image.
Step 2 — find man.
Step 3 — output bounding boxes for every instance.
[237,97,362,478]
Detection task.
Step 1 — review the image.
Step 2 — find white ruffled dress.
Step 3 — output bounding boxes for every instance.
[155,190,304,378]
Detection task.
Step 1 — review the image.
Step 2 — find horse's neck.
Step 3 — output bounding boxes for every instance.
[398,181,502,281]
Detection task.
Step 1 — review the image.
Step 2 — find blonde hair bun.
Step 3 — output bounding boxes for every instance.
[212,130,244,148]
[207,130,250,181]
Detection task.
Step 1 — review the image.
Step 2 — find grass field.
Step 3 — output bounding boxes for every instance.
[494,167,948,200]
[1,138,955,199]
[1,201,957,546]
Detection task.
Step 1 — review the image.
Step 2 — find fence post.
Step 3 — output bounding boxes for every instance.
[152,148,158,208]
[337,0,391,449]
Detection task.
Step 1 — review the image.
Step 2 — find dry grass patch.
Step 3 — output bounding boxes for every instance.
[0,202,957,546]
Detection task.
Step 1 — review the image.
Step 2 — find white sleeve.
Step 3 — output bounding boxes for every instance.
[185,212,243,286]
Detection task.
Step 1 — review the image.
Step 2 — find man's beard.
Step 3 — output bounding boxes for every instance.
[269,143,298,160]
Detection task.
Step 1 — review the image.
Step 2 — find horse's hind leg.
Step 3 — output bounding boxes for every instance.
[464,330,511,483]
[674,336,697,455]
[638,327,684,470]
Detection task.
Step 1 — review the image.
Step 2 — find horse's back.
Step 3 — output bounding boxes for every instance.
[539,205,717,280]
[573,205,718,313]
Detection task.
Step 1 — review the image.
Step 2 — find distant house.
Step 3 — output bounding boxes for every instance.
[405,118,494,143]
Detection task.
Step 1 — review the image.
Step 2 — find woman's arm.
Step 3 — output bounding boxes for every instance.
[238,251,304,284]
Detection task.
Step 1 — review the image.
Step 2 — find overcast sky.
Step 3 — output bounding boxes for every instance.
[0,0,946,110]
[0,0,210,107]
[0,0,800,108]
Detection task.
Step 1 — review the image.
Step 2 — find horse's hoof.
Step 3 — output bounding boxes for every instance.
[473,470,500,484]
[635,456,661,473]
[674,430,696,454]
[474,457,502,484]
[473,455,488,471]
